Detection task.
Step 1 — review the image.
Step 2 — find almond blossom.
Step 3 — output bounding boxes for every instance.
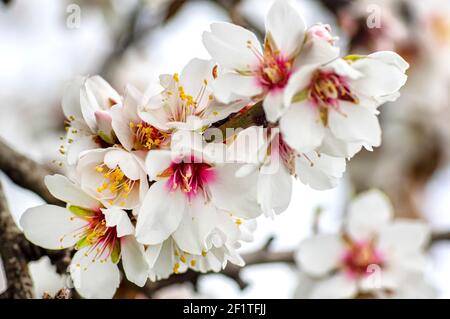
[61,76,122,165]
[135,130,262,255]
[76,147,149,210]
[146,216,256,281]
[138,58,250,132]
[20,175,148,299]
[228,126,345,217]
[111,84,171,151]
[295,190,430,299]
[281,52,409,157]
[202,0,339,123]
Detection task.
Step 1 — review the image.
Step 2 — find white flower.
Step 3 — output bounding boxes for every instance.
[61,76,122,165]
[281,52,409,157]
[202,0,339,123]
[146,215,256,281]
[76,147,149,210]
[228,126,346,217]
[138,58,249,131]
[295,190,430,299]
[135,130,262,255]
[20,175,148,299]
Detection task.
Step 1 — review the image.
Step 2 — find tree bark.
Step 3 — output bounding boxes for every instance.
[0,181,34,299]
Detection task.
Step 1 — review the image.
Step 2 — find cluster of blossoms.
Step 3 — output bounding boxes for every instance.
[295,190,431,299]
[20,0,408,298]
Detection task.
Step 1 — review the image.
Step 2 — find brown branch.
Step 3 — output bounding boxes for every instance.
[430,232,450,244]
[0,181,34,298]
[214,102,266,137]
[0,138,62,206]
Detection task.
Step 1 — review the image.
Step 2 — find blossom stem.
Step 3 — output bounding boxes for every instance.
[215,101,267,136]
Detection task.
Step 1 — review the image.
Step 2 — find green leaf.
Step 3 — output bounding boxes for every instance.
[69,205,96,218]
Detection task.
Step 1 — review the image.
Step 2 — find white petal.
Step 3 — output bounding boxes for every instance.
[66,135,99,166]
[135,182,186,245]
[283,65,317,107]
[317,129,363,158]
[121,236,148,287]
[296,234,344,277]
[295,36,340,68]
[212,72,262,103]
[70,247,120,299]
[352,51,408,98]
[144,243,163,269]
[377,220,430,256]
[104,149,141,180]
[172,198,218,255]
[122,84,143,122]
[85,76,121,110]
[279,101,324,153]
[138,102,171,131]
[202,22,261,70]
[145,150,173,181]
[327,59,363,80]
[209,164,262,218]
[367,51,409,72]
[202,99,250,126]
[180,58,215,99]
[296,152,346,190]
[263,89,286,123]
[44,174,99,209]
[265,0,306,57]
[62,76,85,120]
[310,273,357,299]
[20,205,87,250]
[346,190,393,241]
[111,105,134,151]
[148,239,177,281]
[328,103,381,146]
[103,208,134,237]
[258,159,292,216]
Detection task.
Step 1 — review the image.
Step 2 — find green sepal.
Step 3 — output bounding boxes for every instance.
[292,88,309,104]
[343,54,366,62]
[75,236,91,250]
[98,130,115,145]
[110,240,121,264]
[69,205,95,218]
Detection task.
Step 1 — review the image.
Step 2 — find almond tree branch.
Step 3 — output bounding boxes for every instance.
[0,138,62,206]
[214,102,266,136]
[0,181,34,298]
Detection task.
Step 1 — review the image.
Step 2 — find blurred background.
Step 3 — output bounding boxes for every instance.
[0,0,449,298]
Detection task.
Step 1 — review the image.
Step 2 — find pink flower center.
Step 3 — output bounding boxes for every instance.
[247,40,292,92]
[160,157,215,200]
[65,207,120,263]
[258,55,291,91]
[341,241,384,278]
[309,71,359,125]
